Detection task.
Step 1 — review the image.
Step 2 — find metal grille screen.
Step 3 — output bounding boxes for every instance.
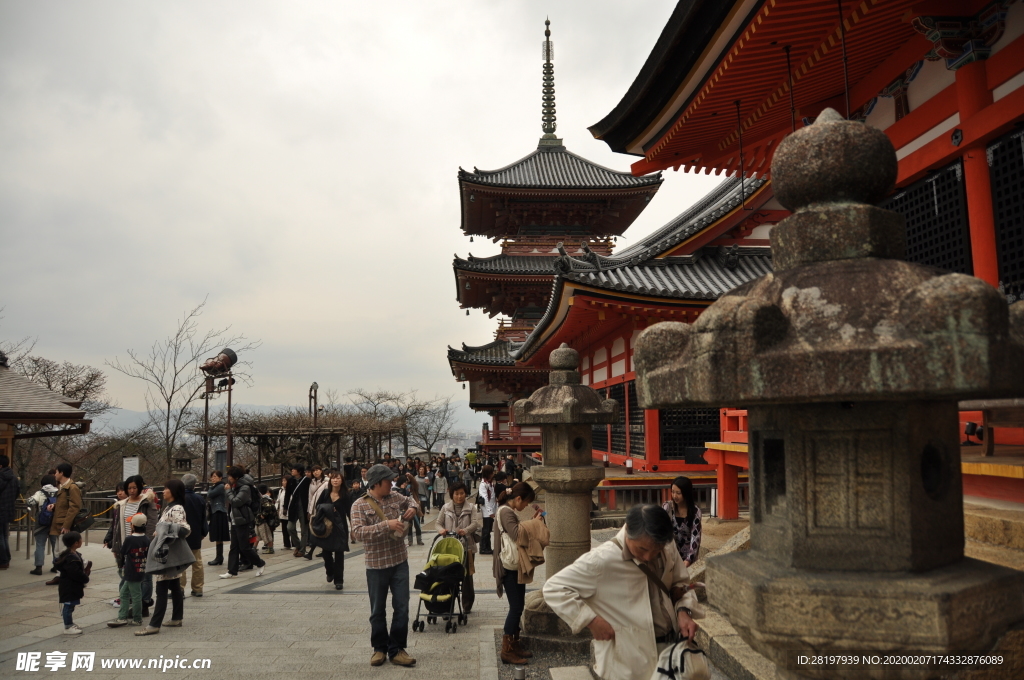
[609,383,626,456]
[627,381,645,459]
[880,160,972,274]
[660,408,719,462]
[989,128,1024,301]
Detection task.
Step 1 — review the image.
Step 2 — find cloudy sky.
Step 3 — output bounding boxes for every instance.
[1,1,721,430]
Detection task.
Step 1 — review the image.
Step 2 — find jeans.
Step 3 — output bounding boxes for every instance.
[228,524,265,575]
[366,561,409,658]
[33,528,57,567]
[287,515,308,552]
[150,579,183,628]
[406,515,421,545]
[0,520,10,565]
[119,580,144,623]
[420,494,430,512]
[434,492,445,509]
[61,602,77,628]
[322,549,345,585]
[142,574,153,605]
[179,548,204,593]
[480,517,494,553]
[502,569,525,636]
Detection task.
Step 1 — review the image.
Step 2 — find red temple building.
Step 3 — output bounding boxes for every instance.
[575,0,1024,508]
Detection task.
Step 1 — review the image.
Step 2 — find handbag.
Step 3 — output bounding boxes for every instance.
[496,506,519,571]
[72,507,95,532]
[650,640,709,680]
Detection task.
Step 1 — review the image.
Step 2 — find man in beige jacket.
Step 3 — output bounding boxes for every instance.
[544,504,702,680]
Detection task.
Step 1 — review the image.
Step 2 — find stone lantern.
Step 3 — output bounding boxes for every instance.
[634,109,1024,679]
[514,342,617,637]
[172,443,195,480]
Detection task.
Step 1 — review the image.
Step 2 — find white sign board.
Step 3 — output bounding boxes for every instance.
[122,456,139,480]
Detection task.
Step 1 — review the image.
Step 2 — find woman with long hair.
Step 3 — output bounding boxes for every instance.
[663,476,702,567]
[436,481,481,613]
[414,465,431,513]
[305,465,327,559]
[206,471,229,566]
[310,471,351,589]
[493,482,541,665]
[477,465,496,554]
[136,479,190,635]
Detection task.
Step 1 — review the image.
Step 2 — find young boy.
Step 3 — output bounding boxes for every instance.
[54,531,91,635]
[108,514,150,627]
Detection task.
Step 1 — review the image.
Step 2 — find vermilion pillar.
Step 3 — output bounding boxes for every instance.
[956,60,1000,287]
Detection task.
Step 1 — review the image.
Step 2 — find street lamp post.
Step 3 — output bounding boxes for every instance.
[309,382,319,428]
[200,348,239,469]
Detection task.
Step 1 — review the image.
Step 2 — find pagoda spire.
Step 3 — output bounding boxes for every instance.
[539,18,562,148]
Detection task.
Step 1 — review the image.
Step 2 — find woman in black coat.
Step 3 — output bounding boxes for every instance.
[309,471,350,590]
[206,471,229,566]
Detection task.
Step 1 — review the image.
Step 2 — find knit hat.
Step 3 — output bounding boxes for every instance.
[365,464,397,489]
[130,513,147,529]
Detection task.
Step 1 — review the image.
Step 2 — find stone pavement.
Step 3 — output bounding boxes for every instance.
[0,509,546,680]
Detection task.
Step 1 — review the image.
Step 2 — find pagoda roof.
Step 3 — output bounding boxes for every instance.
[447,340,518,367]
[459,143,663,190]
[453,253,560,275]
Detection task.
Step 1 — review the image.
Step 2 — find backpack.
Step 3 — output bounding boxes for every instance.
[650,641,709,680]
[259,495,280,529]
[247,484,262,523]
[38,493,58,527]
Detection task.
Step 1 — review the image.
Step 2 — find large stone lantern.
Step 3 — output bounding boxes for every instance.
[634,109,1024,679]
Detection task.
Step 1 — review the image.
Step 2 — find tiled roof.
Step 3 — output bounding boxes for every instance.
[564,248,773,300]
[459,145,662,190]
[615,175,768,260]
[447,340,517,367]
[453,254,560,275]
[0,366,88,420]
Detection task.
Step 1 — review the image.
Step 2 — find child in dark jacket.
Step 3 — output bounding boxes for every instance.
[108,514,151,627]
[54,531,91,635]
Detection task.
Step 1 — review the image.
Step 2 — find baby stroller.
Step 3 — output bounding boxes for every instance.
[412,535,467,634]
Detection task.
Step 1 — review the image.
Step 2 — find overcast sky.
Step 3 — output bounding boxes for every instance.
[1,1,721,429]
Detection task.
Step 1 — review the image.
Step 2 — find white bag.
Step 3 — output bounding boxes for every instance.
[496,506,519,571]
[650,640,709,680]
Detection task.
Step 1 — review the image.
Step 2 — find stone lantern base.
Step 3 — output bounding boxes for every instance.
[708,554,1024,680]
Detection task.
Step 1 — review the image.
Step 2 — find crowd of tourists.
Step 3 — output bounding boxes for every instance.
[3,451,705,678]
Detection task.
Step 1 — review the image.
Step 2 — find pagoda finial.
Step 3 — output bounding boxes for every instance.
[539,18,561,147]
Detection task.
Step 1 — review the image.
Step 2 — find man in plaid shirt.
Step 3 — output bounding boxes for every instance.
[350,464,419,668]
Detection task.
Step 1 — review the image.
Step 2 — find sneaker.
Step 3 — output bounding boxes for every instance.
[267,548,275,554]
[256,565,265,577]
[128,620,143,626]
[107,619,129,628]
[370,651,386,667]
[112,598,121,606]
[191,591,203,597]
[390,650,416,667]
[63,625,83,636]
[134,626,160,636]
[219,573,236,579]
[165,620,182,627]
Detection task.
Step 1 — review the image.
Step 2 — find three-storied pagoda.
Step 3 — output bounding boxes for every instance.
[448,20,662,456]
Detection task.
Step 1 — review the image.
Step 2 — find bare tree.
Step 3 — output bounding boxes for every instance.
[107,299,260,478]
[349,388,403,458]
[405,396,457,453]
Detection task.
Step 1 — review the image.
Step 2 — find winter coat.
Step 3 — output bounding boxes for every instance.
[543,527,702,680]
[226,474,256,527]
[206,481,227,514]
[437,501,481,554]
[309,487,351,553]
[103,490,160,564]
[287,476,310,522]
[55,549,89,602]
[433,473,448,497]
[28,484,59,529]
[120,534,150,582]
[274,485,288,523]
[0,466,19,524]
[306,477,328,517]
[146,502,193,580]
[182,489,208,550]
[49,479,83,536]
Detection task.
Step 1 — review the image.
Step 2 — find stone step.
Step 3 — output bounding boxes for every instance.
[964,502,1024,553]
[966,539,1024,571]
[694,608,775,680]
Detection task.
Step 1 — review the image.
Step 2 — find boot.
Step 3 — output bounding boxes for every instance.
[207,543,223,566]
[512,633,533,658]
[500,635,528,665]
[30,566,43,575]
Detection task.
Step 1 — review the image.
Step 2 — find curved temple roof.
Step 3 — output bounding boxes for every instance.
[459,144,663,190]
[447,339,519,367]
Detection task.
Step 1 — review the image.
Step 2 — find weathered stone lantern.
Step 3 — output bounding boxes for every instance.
[514,343,617,636]
[634,109,1024,679]
[172,443,195,480]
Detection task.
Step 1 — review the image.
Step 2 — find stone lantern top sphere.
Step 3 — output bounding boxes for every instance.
[772,107,897,212]
[549,343,579,371]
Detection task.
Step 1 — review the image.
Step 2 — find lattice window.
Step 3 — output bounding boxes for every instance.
[627,381,645,459]
[592,387,609,452]
[660,408,719,462]
[880,160,972,274]
[609,383,626,456]
[989,129,1024,302]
